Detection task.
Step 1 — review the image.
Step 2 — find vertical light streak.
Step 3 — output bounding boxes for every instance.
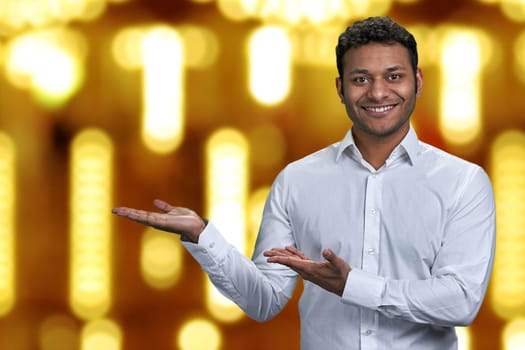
[0,133,15,316]
[80,318,122,350]
[490,130,525,320]
[141,26,185,154]
[439,29,483,146]
[247,186,270,258]
[140,227,182,289]
[205,128,249,322]
[456,327,471,350]
[514,30,525,86]
[69,129,113,320]
[248,25,291,106]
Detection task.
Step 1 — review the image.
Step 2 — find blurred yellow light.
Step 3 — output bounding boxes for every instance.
[345,0,392,19]
[290,26,339,68]
[177,318,222,350]
[221,0,391,26]
[205,128,249,323]
[438,28,487,147]
[81,318,122,350]
[39,314,79,350]
[490,130,525,320]
[247,186,270,258]
[179,25,220,69]
[140,227,182,289]
[280,0,345,26]
[70,129,113,320]
[456,327,471,350]
[0,133,16,317]
[514,30,525,85]
[248,25,291,106]
[503,318,525,349]
[112,27,147,71]
[4,28,86,109]
[0,0,117,34]
[217,0,252,21]
[501,0,525,22]
[407,25,437,67]
[141,26,185,154]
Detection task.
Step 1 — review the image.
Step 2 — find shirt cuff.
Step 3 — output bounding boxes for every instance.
[341,268,385,310]
[181,221,231,269]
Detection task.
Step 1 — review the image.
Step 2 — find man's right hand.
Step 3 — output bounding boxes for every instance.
[112,199,206,243]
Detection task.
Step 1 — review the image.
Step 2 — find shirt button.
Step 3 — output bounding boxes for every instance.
[367,248,375,255]
[201,248,208,254]
[370,208,377,215]
[365,330,373,335]
[209,242,215,249]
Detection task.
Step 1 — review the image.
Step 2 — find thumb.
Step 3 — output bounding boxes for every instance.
[322,248,337,262]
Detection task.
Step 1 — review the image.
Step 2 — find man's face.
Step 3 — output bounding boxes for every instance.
[336,42,423,139]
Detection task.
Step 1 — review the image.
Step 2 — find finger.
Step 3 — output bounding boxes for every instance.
[263,248,297,258]
[153,199,175,213]
[285,246,309,260]
[114,208,161,227]
[112,207,140,217]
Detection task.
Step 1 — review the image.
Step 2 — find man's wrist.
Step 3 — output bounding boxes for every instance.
[181,217,208,244]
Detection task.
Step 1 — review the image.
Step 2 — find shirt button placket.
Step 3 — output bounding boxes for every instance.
[360,172,381,350]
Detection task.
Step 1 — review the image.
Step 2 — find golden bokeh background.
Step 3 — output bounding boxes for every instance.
[0,0,524,349]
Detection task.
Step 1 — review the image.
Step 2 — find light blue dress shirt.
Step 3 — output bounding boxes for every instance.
[183,127,496,350]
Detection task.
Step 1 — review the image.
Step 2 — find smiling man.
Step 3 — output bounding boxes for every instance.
[113,17,496,350]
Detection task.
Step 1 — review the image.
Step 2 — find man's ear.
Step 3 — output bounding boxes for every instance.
[335,77,344,103]
[416,68,423,97]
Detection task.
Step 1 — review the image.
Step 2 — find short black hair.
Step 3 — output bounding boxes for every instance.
[335,16,418,77]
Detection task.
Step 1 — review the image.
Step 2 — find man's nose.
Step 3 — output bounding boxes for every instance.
[367,79,390,100]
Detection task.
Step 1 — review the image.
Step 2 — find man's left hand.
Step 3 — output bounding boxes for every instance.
[264,246,351,296]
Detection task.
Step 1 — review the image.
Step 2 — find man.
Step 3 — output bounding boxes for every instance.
[113,16,496,350]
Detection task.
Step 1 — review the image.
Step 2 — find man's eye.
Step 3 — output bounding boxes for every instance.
[389,74,401,81]
[353,77,368,84]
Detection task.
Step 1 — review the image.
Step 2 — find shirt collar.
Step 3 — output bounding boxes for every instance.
[335,126,421,165]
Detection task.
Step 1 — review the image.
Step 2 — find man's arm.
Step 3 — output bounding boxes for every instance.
[112,181,299,322]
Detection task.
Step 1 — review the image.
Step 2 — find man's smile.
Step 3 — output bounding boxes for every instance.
[362,104,398,114]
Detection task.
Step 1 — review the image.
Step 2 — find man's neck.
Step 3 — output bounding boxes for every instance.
[352,126,409,170]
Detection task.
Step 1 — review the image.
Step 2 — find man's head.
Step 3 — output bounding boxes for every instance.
[335,17,423,141]
[336,16,418,78]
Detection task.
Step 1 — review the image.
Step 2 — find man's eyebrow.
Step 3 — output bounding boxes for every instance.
[386,65,407,72]
[349,68,369,75]
[349,66,408,74]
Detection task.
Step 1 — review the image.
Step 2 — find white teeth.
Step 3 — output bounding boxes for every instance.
[366,105,395,113]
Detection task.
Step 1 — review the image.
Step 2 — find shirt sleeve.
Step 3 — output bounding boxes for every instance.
[341,166,496,326]
[182,172,299,322]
